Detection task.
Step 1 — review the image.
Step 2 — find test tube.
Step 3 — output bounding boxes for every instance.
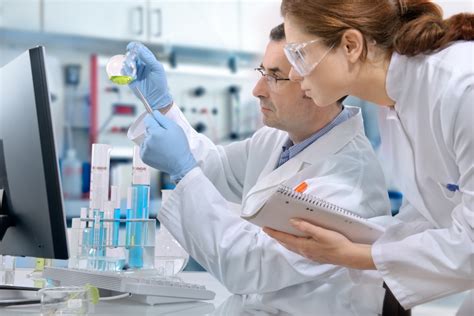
[88,144,111,266]
[127,147,151,269]
[104,201,113,248]
[79,207,87,225]
[132,146,150,219]
[125,187,134,249]
[80,208,92,254]
[69,218,82,269]
[110,186,121,248]
[93,210,104,254]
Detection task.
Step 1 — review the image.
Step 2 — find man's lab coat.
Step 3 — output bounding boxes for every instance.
[155,105,391,315]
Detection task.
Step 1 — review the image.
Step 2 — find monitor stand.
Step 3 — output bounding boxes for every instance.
[0,189,14,241]
[0,212,42,306]
[1,138,14,241]
[0,141,38,305]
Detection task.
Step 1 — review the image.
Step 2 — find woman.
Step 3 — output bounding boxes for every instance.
[264,0,473,313]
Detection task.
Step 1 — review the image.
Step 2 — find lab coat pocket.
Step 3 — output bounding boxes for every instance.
[436,180,461,202]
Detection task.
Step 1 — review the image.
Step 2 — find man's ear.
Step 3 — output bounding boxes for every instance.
[339,29,365,63]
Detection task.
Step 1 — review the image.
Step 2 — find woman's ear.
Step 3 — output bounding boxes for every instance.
[340,29,365,63]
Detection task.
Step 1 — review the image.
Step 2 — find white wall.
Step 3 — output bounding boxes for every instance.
[437,0,474,17]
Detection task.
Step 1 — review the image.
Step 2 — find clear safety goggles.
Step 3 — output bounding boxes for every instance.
[284,39,335,77]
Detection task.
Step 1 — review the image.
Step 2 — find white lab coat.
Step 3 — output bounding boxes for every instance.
[372,41,474,309]
[153,105,391,315]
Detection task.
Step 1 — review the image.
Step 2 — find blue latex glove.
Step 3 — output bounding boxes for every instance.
[125,42,173,109]
[141,110,197,182]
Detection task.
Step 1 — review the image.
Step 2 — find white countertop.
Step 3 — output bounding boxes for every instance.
[0,269,469,315]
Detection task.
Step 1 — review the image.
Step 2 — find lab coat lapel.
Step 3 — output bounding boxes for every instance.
[244,135,303,200]
[380,108,438,226]
[242,153,305,214]
[242,106,364,214]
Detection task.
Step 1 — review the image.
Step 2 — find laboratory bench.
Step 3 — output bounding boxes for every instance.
[0,269,469,315]
[57,200,470,315]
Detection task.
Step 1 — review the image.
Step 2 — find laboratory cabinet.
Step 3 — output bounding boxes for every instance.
[0,0,41,32]
[1,0,280,53]
[43,0,149,42]
[42,0,240,50]
[148,0,240,50]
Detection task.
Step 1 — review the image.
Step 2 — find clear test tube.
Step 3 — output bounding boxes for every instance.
[68,218,81,269]
[78,207,87,250]
[79,207,87,225]
[92,210,104,255]
[88,144,111,264]
[104,201,113,248]
[81,208,93,257]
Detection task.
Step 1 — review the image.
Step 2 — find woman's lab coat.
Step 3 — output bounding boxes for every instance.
[154,105,391,314]
[372,41,474,309]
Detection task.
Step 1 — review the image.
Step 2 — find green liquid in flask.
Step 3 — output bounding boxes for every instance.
[110,75,133,85]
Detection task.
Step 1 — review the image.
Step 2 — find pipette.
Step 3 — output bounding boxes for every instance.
[133,87,154,115]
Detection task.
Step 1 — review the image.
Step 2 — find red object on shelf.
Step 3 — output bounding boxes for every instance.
[113,104,136,116]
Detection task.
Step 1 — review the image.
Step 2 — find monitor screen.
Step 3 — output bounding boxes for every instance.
[0,46,68,259]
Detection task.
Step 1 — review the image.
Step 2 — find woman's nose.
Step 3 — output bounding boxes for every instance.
[289,67,303,82]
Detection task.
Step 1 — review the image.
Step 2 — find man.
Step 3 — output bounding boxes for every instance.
[129,24,390,315]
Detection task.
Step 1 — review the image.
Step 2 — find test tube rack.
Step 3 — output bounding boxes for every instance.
[68,216,156,272]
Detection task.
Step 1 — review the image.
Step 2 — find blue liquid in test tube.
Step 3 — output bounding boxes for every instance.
[128,185,149,268]
[110,186,121,248]
[127,146,151,269]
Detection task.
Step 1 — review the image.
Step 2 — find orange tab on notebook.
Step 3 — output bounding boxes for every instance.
[294,181,308,193]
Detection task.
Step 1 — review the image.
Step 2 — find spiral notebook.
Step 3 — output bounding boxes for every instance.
[242,185,385,244]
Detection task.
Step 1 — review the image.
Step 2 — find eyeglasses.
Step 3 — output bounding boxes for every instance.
[284,39,334,77]
[254,67,290,90]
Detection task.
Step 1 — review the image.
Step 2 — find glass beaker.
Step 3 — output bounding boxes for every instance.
[155,190,189,276]
[40,286,90,315]
[154,225,189,276]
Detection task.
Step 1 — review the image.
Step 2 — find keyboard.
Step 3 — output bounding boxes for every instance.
[43,267,215,305]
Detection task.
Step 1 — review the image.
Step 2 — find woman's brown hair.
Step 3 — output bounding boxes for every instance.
[281,0,473,58]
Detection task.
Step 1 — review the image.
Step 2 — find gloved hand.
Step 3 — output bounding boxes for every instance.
[141,110,197,182]
[125,42,173,109]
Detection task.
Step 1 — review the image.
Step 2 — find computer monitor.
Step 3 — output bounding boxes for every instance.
[0,46,68,260]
